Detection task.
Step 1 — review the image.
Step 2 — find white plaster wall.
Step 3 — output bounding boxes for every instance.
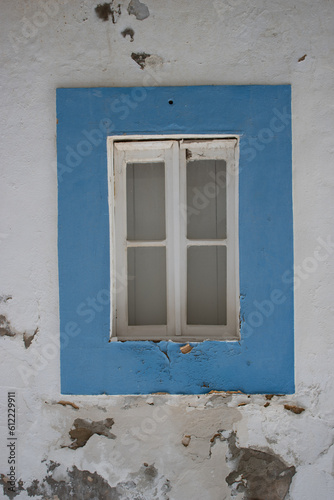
[0,0,333,498]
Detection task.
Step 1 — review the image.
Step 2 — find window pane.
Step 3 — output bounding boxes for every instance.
[187,246,227,325]
[128,247,167,325]
[187,159,226,239]
[127,162,165,241]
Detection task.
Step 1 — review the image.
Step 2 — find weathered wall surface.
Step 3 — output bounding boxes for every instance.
[0,0,333,498]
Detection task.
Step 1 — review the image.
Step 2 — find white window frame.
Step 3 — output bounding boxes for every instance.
[108,135,239,342]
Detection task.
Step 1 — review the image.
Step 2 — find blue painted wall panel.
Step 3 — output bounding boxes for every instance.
[57,85,294,394]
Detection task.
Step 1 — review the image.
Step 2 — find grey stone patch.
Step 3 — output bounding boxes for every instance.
[23,327,38,348]
[127,0,150,20]
[47,460,61,473]
[0,475,24,499]
[22,462,171,499]
[131,52,150,69]
[121,27,135,42]
[0,314,16,337]
[123,463,171,499]
[224,431,296,499]
[95,2,121,23]
[26,466,116,499]
[69,417,116,449]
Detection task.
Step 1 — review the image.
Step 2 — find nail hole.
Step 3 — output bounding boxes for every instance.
[168,99,174,105]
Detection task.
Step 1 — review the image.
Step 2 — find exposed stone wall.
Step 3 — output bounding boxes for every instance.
[1,1,334,498]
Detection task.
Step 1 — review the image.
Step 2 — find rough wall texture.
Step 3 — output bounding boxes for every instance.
[0,0,333,498]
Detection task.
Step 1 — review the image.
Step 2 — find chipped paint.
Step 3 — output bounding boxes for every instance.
[284,404,305,414]
[225,431,296,499]
[56,400,79,410]
[23,327,38,348]
[131,52,150,69]
[121,27,135,42]
[181,435,191,447]
[68,417,116,449]
[0,315,16,337]
[95,2,121,23]
[180,343,193,354]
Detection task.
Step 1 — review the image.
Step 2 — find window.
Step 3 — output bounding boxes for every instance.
[110,138,239,341]
[57,85,294,395]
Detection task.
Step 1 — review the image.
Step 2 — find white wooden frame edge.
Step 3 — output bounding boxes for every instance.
[107,134,240,343]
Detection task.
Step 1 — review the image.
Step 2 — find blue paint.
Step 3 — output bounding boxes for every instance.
[57,85,294,395]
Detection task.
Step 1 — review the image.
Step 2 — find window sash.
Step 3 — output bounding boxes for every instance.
[179,140,238,339]
[112,138,238,341]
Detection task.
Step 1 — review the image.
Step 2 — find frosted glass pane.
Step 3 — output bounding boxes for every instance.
[187,246,227,325]
[127,162,165,241]
[128,247,167,325]
[187,159,226,239]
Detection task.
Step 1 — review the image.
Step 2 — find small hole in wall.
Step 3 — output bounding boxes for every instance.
[168,99,174,105]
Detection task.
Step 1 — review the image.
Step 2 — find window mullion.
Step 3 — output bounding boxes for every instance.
[168,141,181,336]
[165,144,176,337]
[179,144,187,336]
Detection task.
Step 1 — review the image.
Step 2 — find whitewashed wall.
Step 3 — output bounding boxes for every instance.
[0,0,333,498]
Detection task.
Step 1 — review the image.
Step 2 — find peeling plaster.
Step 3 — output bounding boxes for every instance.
[223,431,296,499]
[23,327,38,349]
[3,462,171,500]
[0,314,16,337]
[0,475,24,499]
[284,404,305,414]
[180,343,193,354]
[95,2,121,23]
[130,53,163,70]
[68,417,116,449]
[182,435,191,447]
[121,27,135,42]
[26,465,117,499]
[0,314,38,348]
[131,52,151,69]
[56,400,80,410]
